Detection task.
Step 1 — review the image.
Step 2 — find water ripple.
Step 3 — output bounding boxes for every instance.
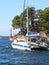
[0,37,49,65]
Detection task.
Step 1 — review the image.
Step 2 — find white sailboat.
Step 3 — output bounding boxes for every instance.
[11,0,31,50]
[11,0,48,50]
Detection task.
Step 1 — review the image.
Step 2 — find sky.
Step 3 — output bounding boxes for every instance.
[0,0,49,36]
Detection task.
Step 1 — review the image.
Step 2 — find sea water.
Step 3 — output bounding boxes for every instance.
[0,37,49,65]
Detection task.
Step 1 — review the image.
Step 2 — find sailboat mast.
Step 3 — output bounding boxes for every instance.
[27,0,28,35]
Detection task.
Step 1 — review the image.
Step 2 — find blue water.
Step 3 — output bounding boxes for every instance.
[0,37,49,65]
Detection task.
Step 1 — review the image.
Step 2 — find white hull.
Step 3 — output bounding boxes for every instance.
[11,40,31,51]
[31,42,48,50]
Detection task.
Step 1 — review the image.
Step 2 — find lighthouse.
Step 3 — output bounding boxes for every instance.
[9,29,13,42]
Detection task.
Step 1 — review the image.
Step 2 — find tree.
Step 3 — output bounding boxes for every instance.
[30,7,35,26]
[12,15,21,29]
[12,7,35,33]
[38,7,49,33]
[12,7,49,34]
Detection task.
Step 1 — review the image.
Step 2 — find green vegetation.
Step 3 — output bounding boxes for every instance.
[12,7,49,35]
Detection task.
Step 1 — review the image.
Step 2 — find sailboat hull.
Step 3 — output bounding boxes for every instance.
[11,41,31,51]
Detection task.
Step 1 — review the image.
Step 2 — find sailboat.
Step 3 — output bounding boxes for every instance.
[11,0,31,50]
[11,0,48,50]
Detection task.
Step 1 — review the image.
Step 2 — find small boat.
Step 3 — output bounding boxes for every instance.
[26,32,48,50]
[30,36,48,50]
